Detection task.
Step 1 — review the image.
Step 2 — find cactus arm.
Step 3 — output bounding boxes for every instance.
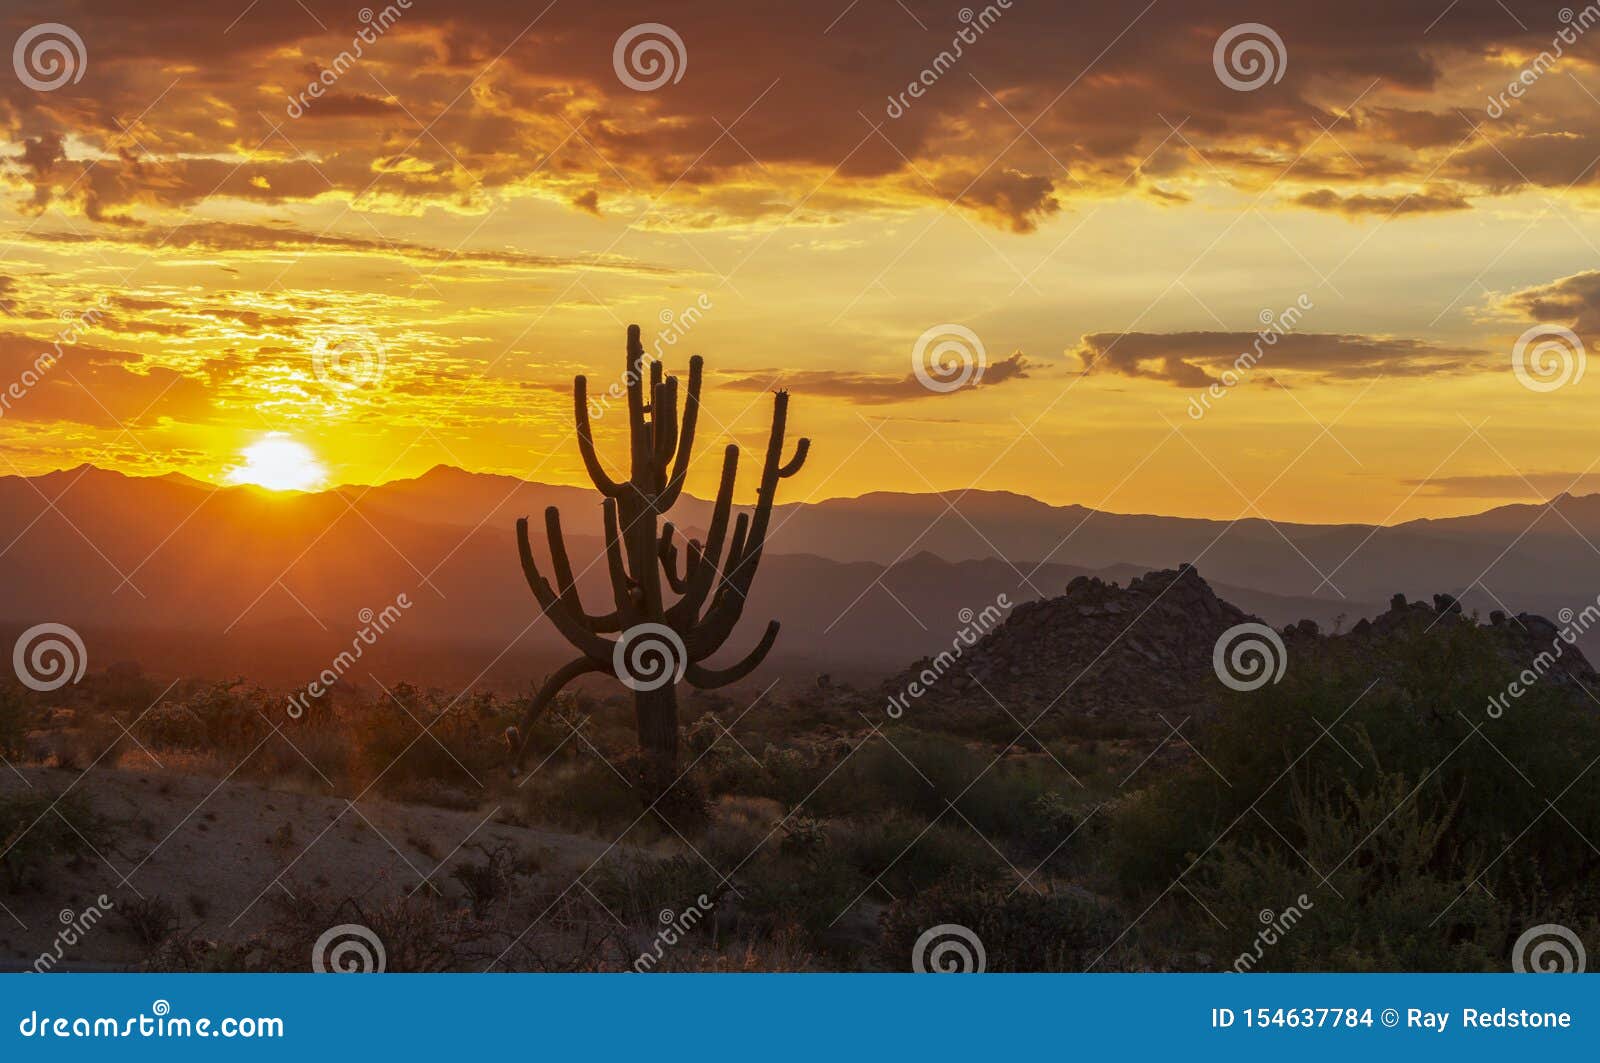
[685,511,751,659]
[601,498,640,625]
[516,517,613,659]
[625,326,651,484]
[652,377,679,474]
[657,355,702,510]
[510,656,609,770]
[684,539,704,591]
[666,444,738,628]
[659,522,690,594]
[574,376,626,498]
[542,506,622,632]
[684,392,798,655]
[777,437,810,479]
[685,621,779,689]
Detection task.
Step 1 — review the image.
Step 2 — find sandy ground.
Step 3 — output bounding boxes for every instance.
[0,763,629,971]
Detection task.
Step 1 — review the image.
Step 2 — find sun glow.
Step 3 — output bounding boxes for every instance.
[226,434,328,492]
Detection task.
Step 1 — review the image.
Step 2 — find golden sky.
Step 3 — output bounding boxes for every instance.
[6,0,1600,523]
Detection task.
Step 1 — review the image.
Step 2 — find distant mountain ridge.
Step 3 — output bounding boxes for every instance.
[2,464,1598,688]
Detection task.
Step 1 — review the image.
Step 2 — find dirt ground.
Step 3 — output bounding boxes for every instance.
[0,763,629,971]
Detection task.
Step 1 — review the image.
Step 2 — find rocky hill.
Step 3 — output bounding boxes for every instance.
[880,565,1598,727]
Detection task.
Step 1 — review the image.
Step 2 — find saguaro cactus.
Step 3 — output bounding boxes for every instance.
[511,324,808,768]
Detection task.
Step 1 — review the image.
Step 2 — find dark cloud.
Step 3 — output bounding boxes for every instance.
[25,221,680,275]
[720,351,1040,404]
[295,93,403,119]
[1401,472,1600,499]
[1497,271,1600,331]
[1360,107,1472,149]
[934,169,1060,234]
[1,0,1588,232]
[1074,330,1483,386]
[1292,185,1471,216]
[1449,133,1600,193]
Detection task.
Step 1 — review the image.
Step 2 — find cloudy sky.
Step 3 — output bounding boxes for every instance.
[4,0,1600,521]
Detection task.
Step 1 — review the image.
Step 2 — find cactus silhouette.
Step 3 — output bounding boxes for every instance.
[511,324,808,768]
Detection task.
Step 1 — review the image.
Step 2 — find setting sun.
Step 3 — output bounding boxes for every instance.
[226,434,328,492]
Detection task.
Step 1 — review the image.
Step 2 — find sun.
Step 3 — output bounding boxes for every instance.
[226,434,328,492]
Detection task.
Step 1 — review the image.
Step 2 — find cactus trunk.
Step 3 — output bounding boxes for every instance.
[635,686,678,762]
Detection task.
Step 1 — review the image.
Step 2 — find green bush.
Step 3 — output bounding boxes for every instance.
[827,814,1002,897]
[809,732,1076,848]
[1106,620,1600,970]
[881,875,1118,971]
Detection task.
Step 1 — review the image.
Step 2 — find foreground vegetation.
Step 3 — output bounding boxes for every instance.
[4,615,1597,971]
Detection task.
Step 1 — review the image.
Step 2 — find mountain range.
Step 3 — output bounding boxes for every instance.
[0,463,1594,691]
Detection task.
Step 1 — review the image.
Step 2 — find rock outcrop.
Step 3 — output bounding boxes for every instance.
[880,565,1598,723]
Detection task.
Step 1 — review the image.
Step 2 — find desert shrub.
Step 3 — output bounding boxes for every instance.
[0,684,29,758]
[827,814,1003,897]
[755,742,830,807]
[733,844,865,946]
[449,843,516,919]
[809,732,1074,848]
[881,875,1118,971]
[1170,772,1512,972]
[0,791,105,890]
[146,934,272,972]
[595,821,868,955]
[593,853,726,929]
[678,926,817,971]
[1106,620,1600,970]
[117,895,180,948]
[143,681,266,752]
[350,685,463,789]
[515,756,642,835]
[617,750,710,831]
[266,894,495,972]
